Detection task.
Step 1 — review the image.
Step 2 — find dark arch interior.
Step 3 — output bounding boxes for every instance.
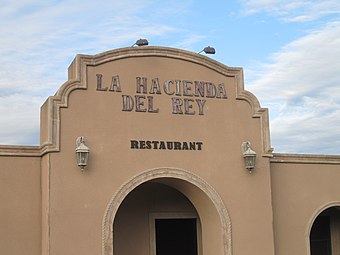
[155,218,197,255]
[310,207,340,255]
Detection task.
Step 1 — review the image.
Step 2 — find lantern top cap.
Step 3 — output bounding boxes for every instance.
[76,136,90,152]
[242,141,256,156]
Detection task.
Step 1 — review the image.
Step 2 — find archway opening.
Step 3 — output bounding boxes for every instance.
[310,206,340,255]
[113,180,201,255]
[103,168,231,255]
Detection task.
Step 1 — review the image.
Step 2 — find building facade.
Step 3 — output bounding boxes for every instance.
[1,46,340,255]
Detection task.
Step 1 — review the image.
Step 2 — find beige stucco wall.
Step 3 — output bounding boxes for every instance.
[271,158,340,255]
[0,155,41,255]
[43,47,274,255]
[1,47,339,255]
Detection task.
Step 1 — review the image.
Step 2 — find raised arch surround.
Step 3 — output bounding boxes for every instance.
[102,167,232,255]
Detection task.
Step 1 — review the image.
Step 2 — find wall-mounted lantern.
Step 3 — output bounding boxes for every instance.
[76,136,90,171]
[241,141,256,173]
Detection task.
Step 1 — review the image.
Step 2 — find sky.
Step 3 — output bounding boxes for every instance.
[0,0,340,155]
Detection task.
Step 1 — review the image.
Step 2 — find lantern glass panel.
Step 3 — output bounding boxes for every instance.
[245,155,256,169]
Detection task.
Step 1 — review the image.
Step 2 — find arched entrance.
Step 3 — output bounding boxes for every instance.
[102,168,232,255]
[113,181,200,255]
[310,206,340,255]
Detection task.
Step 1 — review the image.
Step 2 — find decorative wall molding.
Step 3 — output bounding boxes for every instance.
[271,153,340,164]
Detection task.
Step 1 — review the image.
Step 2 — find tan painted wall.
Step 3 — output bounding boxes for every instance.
[1,47,339,255]
[45,48,275,255]
[0,156,41,255]
[271,160,340,255]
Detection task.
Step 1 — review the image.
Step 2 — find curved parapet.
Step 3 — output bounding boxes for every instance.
[0,46,272,156]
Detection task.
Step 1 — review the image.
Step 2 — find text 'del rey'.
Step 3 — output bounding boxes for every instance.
[96,74,227,115]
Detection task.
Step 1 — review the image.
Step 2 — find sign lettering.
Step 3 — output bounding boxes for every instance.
[96,74,227,115]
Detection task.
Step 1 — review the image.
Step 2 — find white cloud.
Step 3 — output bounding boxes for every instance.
[2,0,338,155]
[241,0,340,22]
[171,34,208,50]
[0,0,207,145]
[247,21,340,154]
[0,94,41,145]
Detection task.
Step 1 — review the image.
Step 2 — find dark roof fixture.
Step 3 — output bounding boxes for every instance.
[132,38,149,47]
[198,46,216,54]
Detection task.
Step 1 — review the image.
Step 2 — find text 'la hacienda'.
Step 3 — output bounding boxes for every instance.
[96,74,228,115]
